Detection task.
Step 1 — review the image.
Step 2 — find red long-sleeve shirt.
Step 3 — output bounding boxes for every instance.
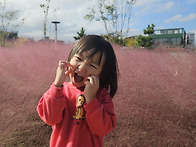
[37,82,116,147]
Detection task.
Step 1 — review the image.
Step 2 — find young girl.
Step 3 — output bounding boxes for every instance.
[37,35,118,147]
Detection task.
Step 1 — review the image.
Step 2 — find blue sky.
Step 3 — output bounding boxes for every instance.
[132,0,196,35]
[3,0,196,42]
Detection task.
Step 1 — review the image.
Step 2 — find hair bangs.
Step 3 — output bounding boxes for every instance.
[74,42,104,65]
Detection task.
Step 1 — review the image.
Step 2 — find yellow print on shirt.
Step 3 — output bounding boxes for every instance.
[73,95,85,120]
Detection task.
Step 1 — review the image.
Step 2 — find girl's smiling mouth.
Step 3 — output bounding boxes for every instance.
[74,73,84,83]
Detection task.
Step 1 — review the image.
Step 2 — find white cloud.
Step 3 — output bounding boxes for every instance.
[180,14,196,22]
[164,13,196,23]
[186,0,196,4]
[127,28,140,36]
[134,1,174,16]
[164,15,182,23]
[7,0,103,41]
[134,0,159,15]
[134,0,161,7]
[157,1,174,12]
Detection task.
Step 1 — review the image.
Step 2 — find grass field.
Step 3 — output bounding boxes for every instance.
[0,42,196,147]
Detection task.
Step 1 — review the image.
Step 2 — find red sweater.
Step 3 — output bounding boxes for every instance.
[37,82,116,147]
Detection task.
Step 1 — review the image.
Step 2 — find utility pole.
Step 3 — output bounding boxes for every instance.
[52,21,60,43]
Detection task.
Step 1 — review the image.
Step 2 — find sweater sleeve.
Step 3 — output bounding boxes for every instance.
[37,83,66,126]
[84,90,116,137]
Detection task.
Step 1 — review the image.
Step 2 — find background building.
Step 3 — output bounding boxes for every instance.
[187,33,195,46]
[151,28,186,47]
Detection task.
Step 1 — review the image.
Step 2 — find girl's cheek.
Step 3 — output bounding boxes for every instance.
[69,61,76,70]
[69,58,76,65]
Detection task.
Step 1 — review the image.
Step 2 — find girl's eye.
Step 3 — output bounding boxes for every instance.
[76,56,82,61]
[90,64,97,69]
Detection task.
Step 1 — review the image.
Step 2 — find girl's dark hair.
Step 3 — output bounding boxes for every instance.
[68,35,118,98]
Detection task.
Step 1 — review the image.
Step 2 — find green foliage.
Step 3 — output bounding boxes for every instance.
[102,34,127,46]
[0,31,8,46]
[40,0,50,38]
[125,37,137,47]
[136,35,153,47]
[84,8,95,21]
[136,24,155,48]
[144,24,155,35]
[111,36,126,46]
[0,0,25,46]
[73,28,86,40]
[0,0,25,32]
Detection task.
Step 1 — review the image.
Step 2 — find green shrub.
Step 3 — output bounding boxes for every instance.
[136,24,155,48]
[136,35,153,47]
[125,37,137,47]
[102,34,127,46]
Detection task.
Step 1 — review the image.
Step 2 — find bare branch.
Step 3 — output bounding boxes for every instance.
[84,0,136,37]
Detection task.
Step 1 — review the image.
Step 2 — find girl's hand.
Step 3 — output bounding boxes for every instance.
[84,75,99,103]
[54,61,73,87]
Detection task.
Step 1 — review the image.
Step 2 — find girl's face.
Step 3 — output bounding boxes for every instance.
[69,51,105,88]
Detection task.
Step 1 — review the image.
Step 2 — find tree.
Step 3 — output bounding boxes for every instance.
[84,0,136,38]
[40,0,59,40]
[73,28,86,40]
[0,0,25,46]
[0,0,25,32]
[136,24,155,47]
[136,35,153,47]
[144,24,155,35]
[40,0,51,39]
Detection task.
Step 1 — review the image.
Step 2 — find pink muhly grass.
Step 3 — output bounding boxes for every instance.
[0,42,196,146]
[104,47,196,146]
[0,42,73,139]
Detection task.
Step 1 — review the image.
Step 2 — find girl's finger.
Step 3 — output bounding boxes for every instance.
[58,61,66,68]
[59,61,72,69]
[88,76,94,83]
[67,63,74,71]
[65,67,73,76]
[93,76,99,86]
[87,75,99,86]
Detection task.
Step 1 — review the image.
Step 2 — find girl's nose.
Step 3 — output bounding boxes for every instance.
[78,64,87,73]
